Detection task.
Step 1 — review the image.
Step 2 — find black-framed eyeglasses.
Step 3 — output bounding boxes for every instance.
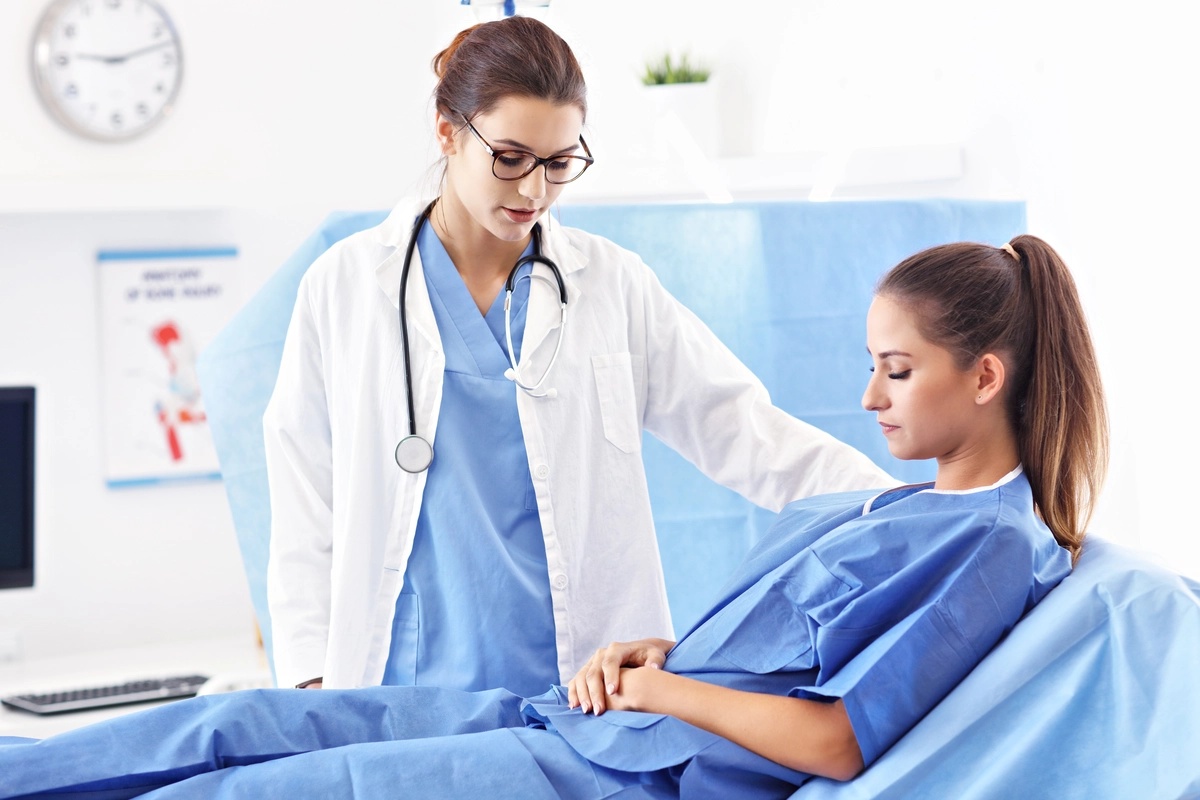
[458,114,594,184]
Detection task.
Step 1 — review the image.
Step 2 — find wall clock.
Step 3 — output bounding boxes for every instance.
[31,0,183,141]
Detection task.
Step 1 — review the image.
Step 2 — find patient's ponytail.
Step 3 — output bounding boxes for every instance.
[876,235,1108,561]
[1007,235,1108,561]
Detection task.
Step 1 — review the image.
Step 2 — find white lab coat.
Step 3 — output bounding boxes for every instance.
[264,198,895,690]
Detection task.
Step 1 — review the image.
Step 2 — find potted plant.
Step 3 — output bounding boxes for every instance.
[641,52,719,157]
[641,53,711,87]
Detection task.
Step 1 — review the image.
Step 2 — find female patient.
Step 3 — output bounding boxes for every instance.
[0,235,1108,799]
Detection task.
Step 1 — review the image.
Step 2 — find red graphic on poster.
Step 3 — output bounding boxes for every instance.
[151,320,207,462]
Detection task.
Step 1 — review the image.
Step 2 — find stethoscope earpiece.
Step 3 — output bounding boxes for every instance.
[396,201,568,472]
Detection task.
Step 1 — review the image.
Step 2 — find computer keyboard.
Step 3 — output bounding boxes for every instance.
[1,674,210,715]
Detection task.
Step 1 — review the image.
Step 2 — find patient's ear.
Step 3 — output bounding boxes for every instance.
[974,353,1006,405]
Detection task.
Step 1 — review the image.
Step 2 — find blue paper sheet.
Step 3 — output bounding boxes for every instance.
[793,537,1200,799]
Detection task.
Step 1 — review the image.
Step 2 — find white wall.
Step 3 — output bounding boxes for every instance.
[1,0,1197,662]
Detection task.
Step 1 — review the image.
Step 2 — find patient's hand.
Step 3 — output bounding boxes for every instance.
[567,637,674,715]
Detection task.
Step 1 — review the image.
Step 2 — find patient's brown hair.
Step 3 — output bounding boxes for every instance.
[876,235,1109,562]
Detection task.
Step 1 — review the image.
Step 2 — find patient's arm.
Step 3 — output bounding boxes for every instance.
[618,667,862,781]
[567,640,862,782]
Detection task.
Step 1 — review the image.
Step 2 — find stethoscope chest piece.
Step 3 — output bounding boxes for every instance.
[395,434,434,473]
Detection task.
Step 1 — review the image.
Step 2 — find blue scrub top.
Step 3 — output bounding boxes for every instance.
[382,221,558,696]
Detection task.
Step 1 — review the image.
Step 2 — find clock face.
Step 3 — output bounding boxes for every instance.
[31,0,183,141]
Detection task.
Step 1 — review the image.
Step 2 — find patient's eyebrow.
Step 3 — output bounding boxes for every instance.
[874,349,912,359]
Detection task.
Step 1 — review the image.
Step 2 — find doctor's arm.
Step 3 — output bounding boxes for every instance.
[636,267,897,509]
[263,274,336,690]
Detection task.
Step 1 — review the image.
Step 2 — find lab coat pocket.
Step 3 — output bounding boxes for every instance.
[592,353,643,454]
[388,592,420,685]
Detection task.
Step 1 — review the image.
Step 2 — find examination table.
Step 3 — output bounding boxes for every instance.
[197,200,1200,798]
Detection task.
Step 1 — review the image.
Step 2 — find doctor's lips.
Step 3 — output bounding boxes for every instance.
[501,206,540,221]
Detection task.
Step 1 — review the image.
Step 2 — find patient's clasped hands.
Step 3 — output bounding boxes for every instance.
[567,637,675,715]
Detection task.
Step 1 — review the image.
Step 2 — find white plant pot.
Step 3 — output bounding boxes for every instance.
[645,80,720,158]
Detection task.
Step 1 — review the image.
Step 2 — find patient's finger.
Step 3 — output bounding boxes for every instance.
[567,661,591,711]
[573,649,606,713]
[601,647,627,698]
[586,649,609,714]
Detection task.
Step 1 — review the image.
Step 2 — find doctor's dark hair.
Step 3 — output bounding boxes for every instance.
[431,16,587,121]
[875,235,1109,562]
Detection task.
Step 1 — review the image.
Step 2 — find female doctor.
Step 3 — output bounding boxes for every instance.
[263,15,894,695]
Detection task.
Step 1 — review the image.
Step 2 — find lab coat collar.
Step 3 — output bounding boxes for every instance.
[373,198,439,350]
[371,197,588,358]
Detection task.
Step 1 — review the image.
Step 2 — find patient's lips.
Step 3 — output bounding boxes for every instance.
[878,421,899,436]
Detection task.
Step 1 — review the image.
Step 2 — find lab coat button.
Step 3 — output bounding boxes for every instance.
[552,573,568,590]
[535,464,550,479]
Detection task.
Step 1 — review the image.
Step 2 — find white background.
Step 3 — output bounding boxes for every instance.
[0,0,1197,664]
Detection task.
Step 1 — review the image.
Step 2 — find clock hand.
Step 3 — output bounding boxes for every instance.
[117,39,176,62]
[74,52,123,64]
[72,40,174,65]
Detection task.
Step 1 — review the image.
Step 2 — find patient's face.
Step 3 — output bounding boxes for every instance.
[862,296,981,463]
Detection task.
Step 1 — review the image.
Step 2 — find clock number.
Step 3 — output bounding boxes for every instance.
[137,103,148,117]
[162,51,175,67]
[105,0,121,9]
[111,111,123,128]
[63,23,76,37]
[152,23,163,38]
[64,83,78,98]
[55,53,70,67]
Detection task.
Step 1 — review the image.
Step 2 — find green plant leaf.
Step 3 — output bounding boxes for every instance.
[641,52,710,85]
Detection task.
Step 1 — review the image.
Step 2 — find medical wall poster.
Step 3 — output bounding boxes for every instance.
[96,247,239,488]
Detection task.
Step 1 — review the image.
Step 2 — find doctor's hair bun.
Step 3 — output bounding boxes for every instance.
[431,16,587,121]
[432,24,482,81]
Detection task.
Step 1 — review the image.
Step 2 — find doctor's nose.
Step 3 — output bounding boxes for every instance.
[517,166,548,201]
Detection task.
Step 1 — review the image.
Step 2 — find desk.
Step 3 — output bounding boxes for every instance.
[0,633,268,739]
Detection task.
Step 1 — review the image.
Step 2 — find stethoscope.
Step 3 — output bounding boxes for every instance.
[394,200,569,473]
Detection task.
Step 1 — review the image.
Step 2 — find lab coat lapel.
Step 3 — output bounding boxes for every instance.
[373,203,440,352]
[521,222,587,360]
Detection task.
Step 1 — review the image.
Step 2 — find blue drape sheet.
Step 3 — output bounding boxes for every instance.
[196,199,1027,659]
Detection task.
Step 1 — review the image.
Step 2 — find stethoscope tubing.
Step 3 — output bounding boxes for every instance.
[396,200,567,472]
[398,208,424,445]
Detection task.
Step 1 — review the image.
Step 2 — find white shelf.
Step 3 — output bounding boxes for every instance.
[565,144,966,204]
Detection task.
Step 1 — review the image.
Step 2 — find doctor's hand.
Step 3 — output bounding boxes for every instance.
[567,637,674,715]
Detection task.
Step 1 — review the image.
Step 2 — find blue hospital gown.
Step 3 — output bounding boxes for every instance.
[0,469,1070,800]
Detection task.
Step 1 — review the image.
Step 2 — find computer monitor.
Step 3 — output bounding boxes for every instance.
[0,386,35,589]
